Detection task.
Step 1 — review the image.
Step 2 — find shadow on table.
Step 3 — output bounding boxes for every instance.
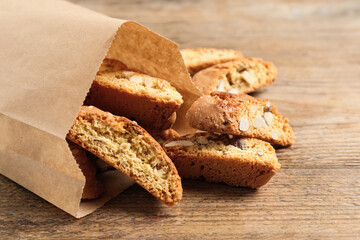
[1,174,260,237]
[247,88,268,98]
[95,178,258,218]
[181,178,257,196]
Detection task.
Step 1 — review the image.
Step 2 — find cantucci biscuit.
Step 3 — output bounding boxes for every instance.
[84,70,183,131]
[67,106,183,206]
[181,48,243,76]
[68,141,105,199]
[186,92,294,146]
[192,58,277,95]
[98,58,128,72]
[163,132,280,188]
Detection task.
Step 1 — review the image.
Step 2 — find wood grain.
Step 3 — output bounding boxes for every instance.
[1,0,360,239]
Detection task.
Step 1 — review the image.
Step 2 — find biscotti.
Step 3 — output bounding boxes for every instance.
[68,141,105,199]
[84,70,183,131]
[98,58,128,72]
[163,132,280,188]
[186,92,294,146]
[181,48,243,76]
[67,106,183,206]
[192,58,277,95]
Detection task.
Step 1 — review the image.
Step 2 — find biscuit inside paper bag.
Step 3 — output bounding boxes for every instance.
[0,0,200,217]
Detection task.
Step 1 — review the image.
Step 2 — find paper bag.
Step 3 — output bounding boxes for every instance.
[0,0,201,218]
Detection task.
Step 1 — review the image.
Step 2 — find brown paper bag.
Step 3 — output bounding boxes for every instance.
[0,0,201,218]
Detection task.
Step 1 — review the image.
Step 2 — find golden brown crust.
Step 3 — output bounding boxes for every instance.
[84,70,183,131]
[67,106,182,206]
[163,133,280,188]
[181,48,244,76]
[192,58,277,95]
[186,92,295,146]
[68,141,105,199]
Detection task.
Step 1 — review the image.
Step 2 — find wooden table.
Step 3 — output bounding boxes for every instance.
[1,0,359,239]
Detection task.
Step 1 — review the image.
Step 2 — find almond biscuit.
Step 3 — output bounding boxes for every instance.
[84,70,183,131]
[186,92,295,146]
[192,58,277,95]
[68,141,105,199]
[163,132,280,188]
[67,106,183,206]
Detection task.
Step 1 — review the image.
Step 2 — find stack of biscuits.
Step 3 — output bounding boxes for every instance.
[163,48,294,189]
[67,48,294,206]
[67,59,184,205]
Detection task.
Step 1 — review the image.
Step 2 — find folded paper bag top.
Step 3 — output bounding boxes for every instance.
[0,0,201,218]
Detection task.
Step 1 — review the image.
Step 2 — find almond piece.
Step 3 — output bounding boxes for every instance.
[164,140,194,147]
[233,139,246,150]
[271,131,278,140]
[254,115,266,128]
[257,150,264,156]
[264,102,273,112]
[144,78,153,87]
[129,75,143,84]
[217,79,226,92]
[239,118,250,132]
[228,88,238,94]
[197,136,209,145]
[264,112,273,125]
[240,71,255,85]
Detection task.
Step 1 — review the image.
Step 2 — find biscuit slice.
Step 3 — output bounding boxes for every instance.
[192,58,277,95]
[84,70,183,131]
[164,132,280,188]
[181,48,244,76]
[98,58,128,72]
[186,92,295,146]
[68,141,105,199]
[67,106,183,206]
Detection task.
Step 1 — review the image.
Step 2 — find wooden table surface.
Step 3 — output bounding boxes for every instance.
[1,0,360,239]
